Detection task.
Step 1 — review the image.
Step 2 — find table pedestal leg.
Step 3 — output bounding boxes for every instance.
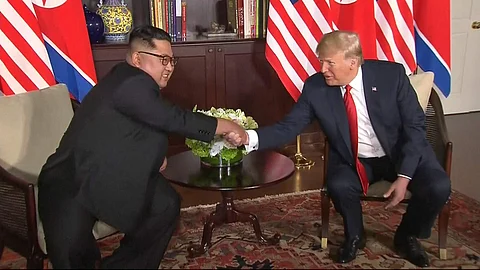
[187,191,281,257]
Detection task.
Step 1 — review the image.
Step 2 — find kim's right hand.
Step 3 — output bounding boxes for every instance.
[215,118,247,145]
[224,131,249,146]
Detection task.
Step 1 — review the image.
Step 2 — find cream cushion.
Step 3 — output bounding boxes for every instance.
[408,71,434,111]
[365,71,434,198]
[0,84,117,254]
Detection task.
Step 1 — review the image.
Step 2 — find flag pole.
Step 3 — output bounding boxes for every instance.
[292,135,315,169]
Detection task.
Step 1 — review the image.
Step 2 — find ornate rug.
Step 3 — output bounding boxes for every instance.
[1,190,479,269]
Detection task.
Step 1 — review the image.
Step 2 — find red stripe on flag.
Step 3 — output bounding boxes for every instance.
[293,1,322,44]
[268,21,309,82]
[314,0,332,29]
[398,0,414,37]
[0,45,38,92]
[377,0,415,69]
[0,76,15,96]
[376,23,395,62]
[265,45,300,102]
[7,0,43,41]
[0,13,55,85]
[270,0,319,71]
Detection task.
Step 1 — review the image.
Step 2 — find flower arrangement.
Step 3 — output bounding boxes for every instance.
[186,106,258,167]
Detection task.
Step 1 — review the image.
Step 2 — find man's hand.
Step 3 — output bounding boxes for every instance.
[224,131,249,146]
[216,118,247,138]
[215,118,248,146]
[383,176,410,209]
[159,157,167,172]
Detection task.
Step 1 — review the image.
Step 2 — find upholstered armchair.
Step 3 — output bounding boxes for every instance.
[318,72,452,260]
[0,84,117,269]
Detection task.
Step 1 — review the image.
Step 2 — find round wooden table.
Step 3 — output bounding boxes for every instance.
[162,150,295,257]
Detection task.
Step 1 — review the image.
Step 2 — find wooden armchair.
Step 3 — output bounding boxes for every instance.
[319,88,452,260]
[0,84,116,269]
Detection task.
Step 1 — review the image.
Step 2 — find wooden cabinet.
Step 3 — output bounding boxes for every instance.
[92,39,295,155]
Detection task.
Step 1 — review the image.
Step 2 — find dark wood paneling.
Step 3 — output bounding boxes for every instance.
[131,0,150,27]
[91,44,128,79]
[219,41,294,126]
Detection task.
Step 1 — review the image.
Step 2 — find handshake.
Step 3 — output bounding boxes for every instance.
[217,118,250,147]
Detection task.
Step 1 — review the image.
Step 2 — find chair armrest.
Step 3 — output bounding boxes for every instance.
[0,164,39,252]
[426,90,453,177]
[428,90,451,150]
[0,164,30,191]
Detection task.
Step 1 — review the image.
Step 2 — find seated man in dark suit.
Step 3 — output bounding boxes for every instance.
[38,25,247,269]
[227,30,450,267]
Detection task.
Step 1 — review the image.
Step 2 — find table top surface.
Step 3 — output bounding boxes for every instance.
[162,150,295,191]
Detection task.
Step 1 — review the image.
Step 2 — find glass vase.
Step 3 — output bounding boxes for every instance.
[200,150,243,168]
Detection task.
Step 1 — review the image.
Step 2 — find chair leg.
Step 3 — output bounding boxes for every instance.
[0,228,4,260]
[438,200,450,260]
[321,189,330,249]
[27,249,44,269]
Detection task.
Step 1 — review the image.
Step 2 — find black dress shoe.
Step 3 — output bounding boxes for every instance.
[336,233,367,263]
[394,234,430,267]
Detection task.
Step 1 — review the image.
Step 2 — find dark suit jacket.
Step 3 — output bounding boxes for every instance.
[256,60,437,180]
[38,62,217,233]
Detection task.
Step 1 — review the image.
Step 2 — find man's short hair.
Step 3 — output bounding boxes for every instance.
[316,30,364,65]
[128,25,171,51]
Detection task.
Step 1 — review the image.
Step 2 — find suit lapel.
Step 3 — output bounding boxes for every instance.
[362,66,390,155]
[327,87,353,158]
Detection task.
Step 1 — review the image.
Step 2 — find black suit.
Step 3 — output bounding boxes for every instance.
[256,60,450,240]
[38,62,217,268]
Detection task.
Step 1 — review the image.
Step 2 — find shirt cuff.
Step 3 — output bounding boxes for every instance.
[245,130,259,153]
[397,174,412,180]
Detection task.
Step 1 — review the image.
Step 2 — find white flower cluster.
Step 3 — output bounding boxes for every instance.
[195,108,247,126]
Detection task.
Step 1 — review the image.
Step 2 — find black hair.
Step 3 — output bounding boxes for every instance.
[128,25,171,49]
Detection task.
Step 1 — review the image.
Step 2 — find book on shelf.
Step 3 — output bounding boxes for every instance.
[229,0,268,38]
[150,0,186,39]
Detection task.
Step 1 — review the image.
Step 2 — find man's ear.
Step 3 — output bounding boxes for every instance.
[350,58,358,68]
[130,52,141,67]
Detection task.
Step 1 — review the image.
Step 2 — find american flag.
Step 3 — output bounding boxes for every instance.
[265,0,330,101]
[266,0,450,101]
[375,0,416,75]
[0,0,97,101]
[0,0,56,95]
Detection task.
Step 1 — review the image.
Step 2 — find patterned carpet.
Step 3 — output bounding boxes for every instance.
[1,189,479,269]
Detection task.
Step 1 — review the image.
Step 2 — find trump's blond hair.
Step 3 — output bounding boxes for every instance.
[315,30,364,65]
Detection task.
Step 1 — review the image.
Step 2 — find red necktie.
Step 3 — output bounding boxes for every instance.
[344,85,369,195]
